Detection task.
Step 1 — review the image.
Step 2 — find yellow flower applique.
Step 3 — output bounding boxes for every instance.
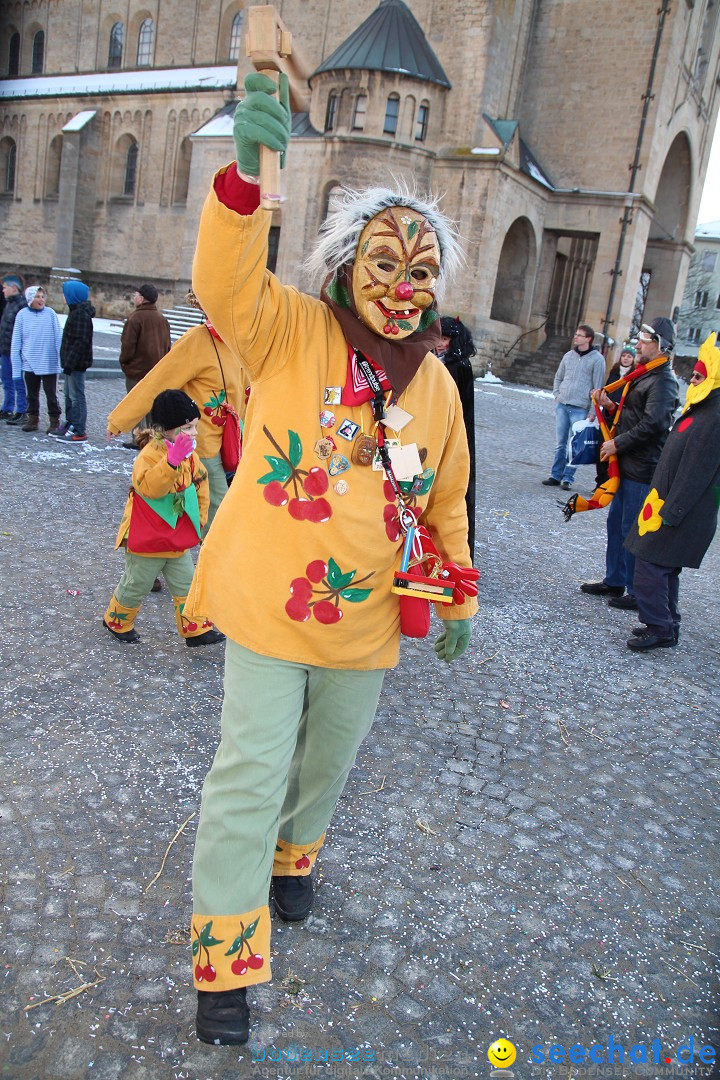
[638,488,665,535]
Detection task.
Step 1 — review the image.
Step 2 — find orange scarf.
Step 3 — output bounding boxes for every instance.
[562,356,670,521]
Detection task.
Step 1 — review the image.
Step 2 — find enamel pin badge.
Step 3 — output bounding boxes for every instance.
[337,418,361,441]
[328,453,351,476]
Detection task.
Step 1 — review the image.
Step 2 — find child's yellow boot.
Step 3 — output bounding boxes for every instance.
[173,596,225,648]
[103,595,141,643]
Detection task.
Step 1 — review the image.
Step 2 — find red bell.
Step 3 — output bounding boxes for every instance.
[395,281,414,301]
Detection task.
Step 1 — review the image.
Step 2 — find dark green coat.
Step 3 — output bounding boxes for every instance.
[625,388,720,569]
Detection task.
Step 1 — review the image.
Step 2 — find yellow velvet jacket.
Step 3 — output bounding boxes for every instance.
[107,324,248,460]
[115,436,209,559]
[186,165,477,669]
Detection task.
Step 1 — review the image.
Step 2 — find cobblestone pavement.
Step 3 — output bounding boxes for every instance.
[1,373,718,1080]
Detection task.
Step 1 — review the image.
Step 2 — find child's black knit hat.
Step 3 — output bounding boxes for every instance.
[150,390,200,430]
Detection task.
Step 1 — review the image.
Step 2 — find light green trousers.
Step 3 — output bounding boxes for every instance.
[193,640,385,916]
[115,549,195,607]
[200,453,229,536]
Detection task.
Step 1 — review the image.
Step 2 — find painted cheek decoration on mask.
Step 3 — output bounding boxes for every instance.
[352,208,441,339]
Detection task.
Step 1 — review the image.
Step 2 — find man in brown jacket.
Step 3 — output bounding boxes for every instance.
[118,283,171,448]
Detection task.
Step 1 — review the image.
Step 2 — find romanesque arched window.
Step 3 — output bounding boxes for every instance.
[383,94,399,136]
[228,11,244,61]
[1,138,17,193]
[8,32,20,76]
[108,22,124,69]
[32,30,45,74]
[124,140,138,195]
[351,94,367,131]
[324,92,338,132]
[45,134,63,197]
[415,101,429,142]
[136,19,154,66]
[173,137,192,204]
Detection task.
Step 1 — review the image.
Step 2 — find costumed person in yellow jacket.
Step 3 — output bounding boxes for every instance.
[107,292,248,534]
[103,389,224,647]
[187,73,479,1045]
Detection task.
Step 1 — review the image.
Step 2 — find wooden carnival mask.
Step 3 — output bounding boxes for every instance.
[351,207,441,339]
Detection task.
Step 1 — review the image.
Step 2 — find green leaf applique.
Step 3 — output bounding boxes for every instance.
[199,921,224,948]
[288,430,302,469]
[340,587,372,602]
[258,456,292,484]
[327,557,356,590]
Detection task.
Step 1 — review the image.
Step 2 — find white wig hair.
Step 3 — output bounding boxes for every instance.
[305,180,464,300]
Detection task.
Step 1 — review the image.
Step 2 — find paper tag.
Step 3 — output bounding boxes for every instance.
[388,442,422,481]
[380,404,413,432]
[372,438,399,470]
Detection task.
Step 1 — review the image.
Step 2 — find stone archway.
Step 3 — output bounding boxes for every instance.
[490,217,537,325]
[642,132,693,317]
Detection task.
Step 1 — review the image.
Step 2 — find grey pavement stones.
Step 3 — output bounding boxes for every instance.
[1,375,719,1079]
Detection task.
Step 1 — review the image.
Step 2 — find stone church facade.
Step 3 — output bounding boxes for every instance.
[1,0,719,382]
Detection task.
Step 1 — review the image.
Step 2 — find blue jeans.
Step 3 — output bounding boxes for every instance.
[63,370,87,435]
[604,478,650,593]
[551,403,587,482]
[1,353,27,413]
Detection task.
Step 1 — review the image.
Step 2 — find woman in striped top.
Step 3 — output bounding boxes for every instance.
[11,286,62,434]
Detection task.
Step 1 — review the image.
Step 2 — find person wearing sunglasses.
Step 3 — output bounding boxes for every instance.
[580,317,679,610]
[623,332,720,649]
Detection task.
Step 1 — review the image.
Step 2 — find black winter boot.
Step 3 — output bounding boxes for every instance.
[272,874,314,921]
[196,987,249,1045]
[186,628,225,647]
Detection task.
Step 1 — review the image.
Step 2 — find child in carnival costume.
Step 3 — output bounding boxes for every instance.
[103,389,224,647]
[187,73,479,1045]
[107,292,249,533]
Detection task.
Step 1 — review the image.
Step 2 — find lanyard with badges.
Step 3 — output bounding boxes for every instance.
[354,349,479,621]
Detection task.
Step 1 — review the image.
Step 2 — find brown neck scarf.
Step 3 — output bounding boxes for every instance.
[320,265,442,397]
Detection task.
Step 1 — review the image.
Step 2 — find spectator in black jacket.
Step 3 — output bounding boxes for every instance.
[436,316,477,560]
[54,280,95,443]
[580,317,679,610]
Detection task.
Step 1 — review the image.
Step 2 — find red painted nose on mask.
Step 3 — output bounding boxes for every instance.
[395,282,414,301]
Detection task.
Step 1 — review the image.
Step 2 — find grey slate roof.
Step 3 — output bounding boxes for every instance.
[313,0,451,89]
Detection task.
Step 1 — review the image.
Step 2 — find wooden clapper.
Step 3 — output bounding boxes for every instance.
[246,5,310,210]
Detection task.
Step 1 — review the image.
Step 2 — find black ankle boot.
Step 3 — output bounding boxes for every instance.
[186,628,225,647]
[196,987,249,1045]
[272,873,313,921]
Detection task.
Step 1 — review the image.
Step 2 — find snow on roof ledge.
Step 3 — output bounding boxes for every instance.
[193,114,235,138]
[62,109,96,131]
[0,66,238,100]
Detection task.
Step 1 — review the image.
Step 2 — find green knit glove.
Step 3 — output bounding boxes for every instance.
[233,72,291,177]
[434,619,472,663]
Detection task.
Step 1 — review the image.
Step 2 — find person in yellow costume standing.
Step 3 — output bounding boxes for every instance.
[107,293,248,534]
[187,73,478,1045]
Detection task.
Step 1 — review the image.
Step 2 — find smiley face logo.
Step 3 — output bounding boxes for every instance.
[488,1039,517,1069]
